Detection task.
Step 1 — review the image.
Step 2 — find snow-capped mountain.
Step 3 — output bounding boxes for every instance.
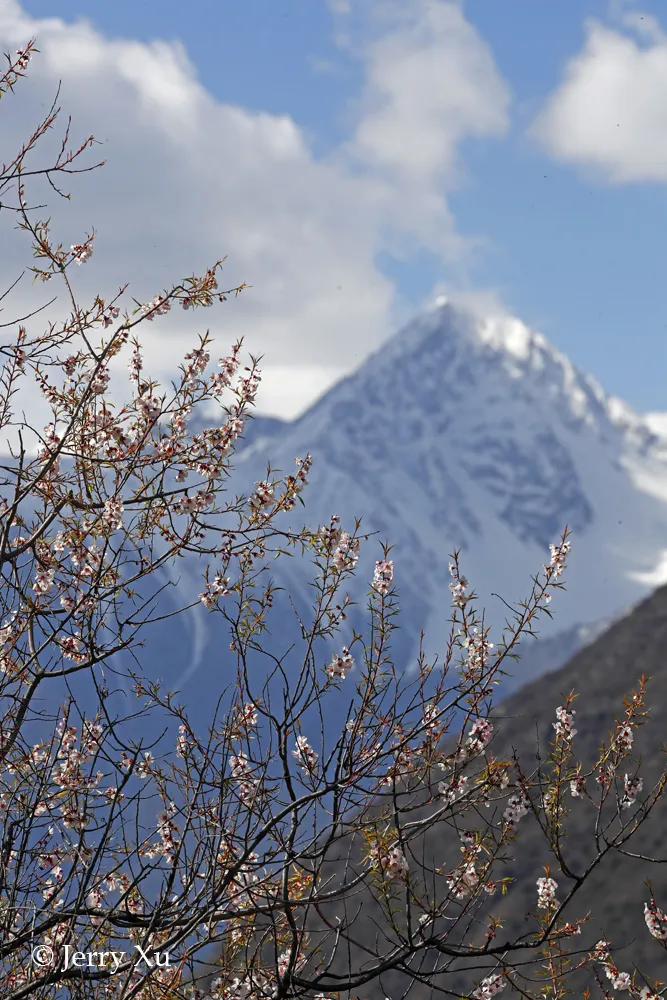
[225,296,667,689]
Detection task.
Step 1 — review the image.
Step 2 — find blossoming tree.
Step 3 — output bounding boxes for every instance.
[1,41,667,1000]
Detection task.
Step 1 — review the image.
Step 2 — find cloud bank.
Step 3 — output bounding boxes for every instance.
[0,0,509,417]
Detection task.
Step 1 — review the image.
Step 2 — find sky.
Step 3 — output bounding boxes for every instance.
[3,0,667,419]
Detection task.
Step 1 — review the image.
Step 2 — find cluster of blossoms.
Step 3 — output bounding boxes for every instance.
[101,496,124,532]
[183,345,211,389]
[464,717,494,758]
[422,701,444,739]
[70,540,103,579]
[176,724,191,758]
[439,772,468,805]
[212,968,285,1000]
[590,947,632,995]
[279,454,312,512]
[0,619,17,676]
[200,572,231,609]
[236,702,259,730]
[446,834,495,901]
[38,421,61,469]
[292,736,318,774]
[372,559,394,596]
[277,949,307,978]
[172,489,214,516]
[536,876,558,910]
[70,242,93,264]
[459,626,494,678]
[253,481,274,509]
[133,751,154,778]
[209,344,241,396]
[570,773,586,798]
[448,561,470,609]
[140,294,171,320]
[128,343,143,382]
[90,364,110,394]
[33,562,55,596]
[333,530,360,572]
[604,966,632,992]
[368,842,409,882]
[441,717,495,775]
[472,972,506,998]
[238,370,261,405]
[621,773,643,809]
[644,897,667,941]
[548,538,571,579]
[553,705,577,739]
[596,762,614,791]
[16,47,31,70]
[229,751,259,802]
[380,739,417,788]
[101,303,120,328]
[503,791,530,829]
[56,632,86,664]
[51,718,105,825]
[135,392,162,424]
[614,722,634,753]
[145,803,180,866]
[326,647,354,681]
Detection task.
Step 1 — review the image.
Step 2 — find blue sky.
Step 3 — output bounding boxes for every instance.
[6,0,667,417]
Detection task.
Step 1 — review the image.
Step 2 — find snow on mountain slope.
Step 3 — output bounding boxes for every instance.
[229,296,667,677]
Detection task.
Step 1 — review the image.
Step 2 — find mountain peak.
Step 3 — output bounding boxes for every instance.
[233,299,667,681]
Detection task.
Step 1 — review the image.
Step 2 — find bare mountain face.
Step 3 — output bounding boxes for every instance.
[224,298,667,698]
[302,581,667,1000]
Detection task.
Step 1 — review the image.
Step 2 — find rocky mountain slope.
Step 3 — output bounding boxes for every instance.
[303,582,667,999]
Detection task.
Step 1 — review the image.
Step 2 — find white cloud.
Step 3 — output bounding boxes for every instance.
[532,12,667,183]
[0,0,509,419]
